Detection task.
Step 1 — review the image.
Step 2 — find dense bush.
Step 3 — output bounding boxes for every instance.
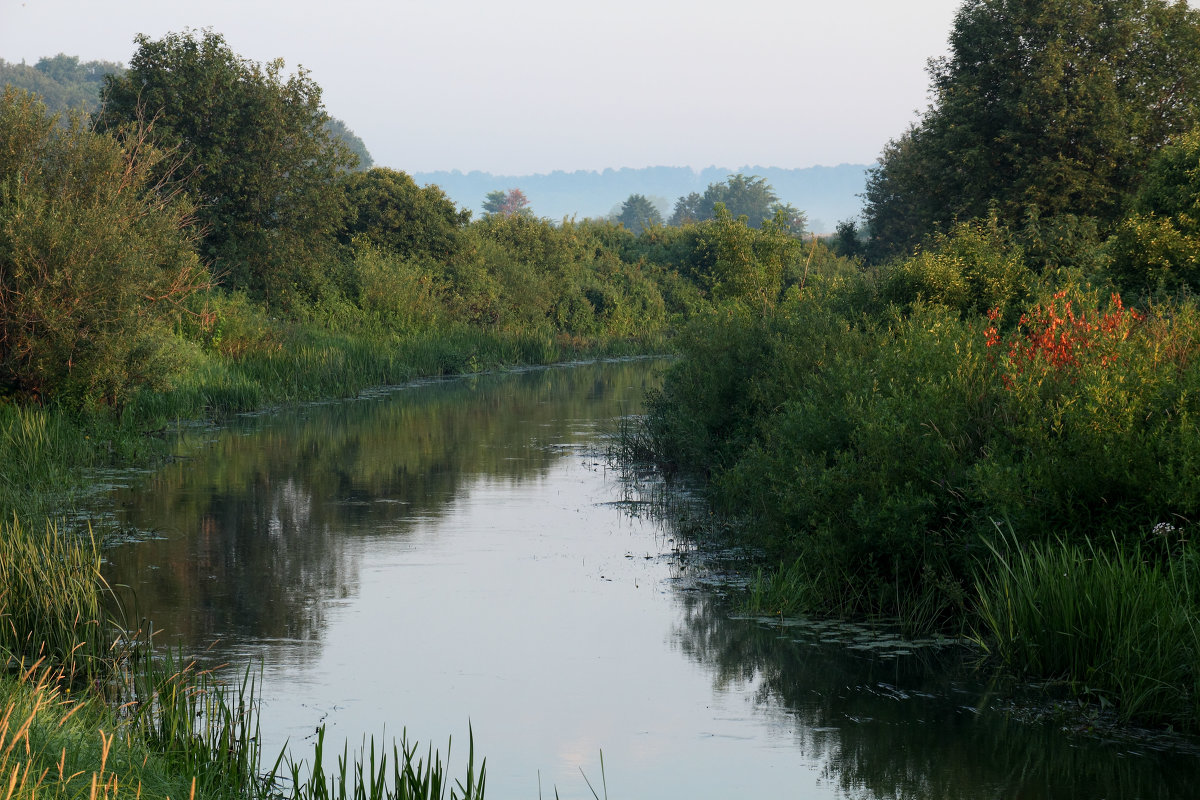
[647,276,1200,623]
[0,88,206,407]
[881,220,1031,316]
[340,168,470,262]
[1107,129,1200,292]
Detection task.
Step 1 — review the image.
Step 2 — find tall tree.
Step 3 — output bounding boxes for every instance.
[340,168,470,260]
[96,30,355,306]
[863,0,1200,258]
[669,174,796,230]
[616,193,663,235]
[482,188,531,217]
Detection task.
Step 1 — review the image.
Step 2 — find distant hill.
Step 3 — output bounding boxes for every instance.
[411,164,870,234]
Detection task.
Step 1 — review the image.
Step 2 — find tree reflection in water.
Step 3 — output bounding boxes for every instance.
[93,357,1200,798]
[100,360,666,664]
[668,582,1200,799]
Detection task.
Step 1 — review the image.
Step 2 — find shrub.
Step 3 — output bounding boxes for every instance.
[882,219,1030,316]
[1107,128,1200,292]
[0,88,207,407]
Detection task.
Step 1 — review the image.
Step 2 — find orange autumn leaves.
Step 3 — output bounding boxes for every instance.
[985,291,1143,389]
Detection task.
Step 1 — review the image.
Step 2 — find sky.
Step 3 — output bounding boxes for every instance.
[0,0,1048,175]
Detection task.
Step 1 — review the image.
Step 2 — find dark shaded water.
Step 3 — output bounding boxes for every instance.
[97,359,1200,798]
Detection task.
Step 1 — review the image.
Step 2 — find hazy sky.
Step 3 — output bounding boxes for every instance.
[0,0,1139,175]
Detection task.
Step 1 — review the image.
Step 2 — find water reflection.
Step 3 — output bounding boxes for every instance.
[668,585,1200,799]
[97,358,1200,799]
[103,361,662,658]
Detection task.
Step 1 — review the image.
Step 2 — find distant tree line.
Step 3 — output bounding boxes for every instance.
[494,174,810,238]
[0,54,124,113]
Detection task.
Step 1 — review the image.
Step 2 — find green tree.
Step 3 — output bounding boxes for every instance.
[615,193,663,235]
[669,192,705,225]
[1107,129,1200,291]
[864,0,1200,258]
[482,188,531,217]
[96,29,355,307]
[341,168,470,260]
[0,88,206,406]
[324,117,373,171]
[832,219,864,259]
[669,174,795,230]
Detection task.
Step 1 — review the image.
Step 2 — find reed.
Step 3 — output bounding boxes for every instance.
[283,724,485,800]
[0,659,203,800]
[973,526,1200,727]
[0,517,111,685]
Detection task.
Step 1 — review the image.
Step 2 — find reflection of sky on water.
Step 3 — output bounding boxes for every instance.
[99,360,1200,800]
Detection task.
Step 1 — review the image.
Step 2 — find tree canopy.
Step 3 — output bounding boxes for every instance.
[1107,129,1200,291]
[669,174,802,232]
[341,168,470,261]
[0,55,125,114]
[615,194,663,235]
[863,0,1200,258]
[96,29,355,306]
[482,188,531,217]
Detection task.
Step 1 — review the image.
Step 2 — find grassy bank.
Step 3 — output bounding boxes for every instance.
[1,310,666,523]
[0,510,488,800]
[631,221,1200,730]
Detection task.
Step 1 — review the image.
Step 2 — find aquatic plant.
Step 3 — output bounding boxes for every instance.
[0,517,110,684]
[973,525,1200,727]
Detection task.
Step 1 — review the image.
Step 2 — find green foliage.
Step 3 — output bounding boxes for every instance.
[0,87,207,407]
[1107,129,1200,292]
[831,220,865,260]
[669,174,801,231]
[349,242,445,335]
[864,0,1200,257]
[974,530,1200,727]
[692,205,801,308]
[341,168,470,262]
[640,279,1200,627]
[882,219,1031,316]
[481,188,530,217]
[0,54,123,114]
[615,193,663,235]
[442,215,678,339]
[96,30,355,307]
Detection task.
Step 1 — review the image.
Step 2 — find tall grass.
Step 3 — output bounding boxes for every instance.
[0,660,201,800]
[973,525,1200,726]
[285,725,485,800]
[0,511,488,800]
[0,652,489,800]
[0,517,111,684]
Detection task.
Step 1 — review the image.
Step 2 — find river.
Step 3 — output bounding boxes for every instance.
[96,359,1200,799]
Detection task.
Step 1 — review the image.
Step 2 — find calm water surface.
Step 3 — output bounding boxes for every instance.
[98,359,1200,799]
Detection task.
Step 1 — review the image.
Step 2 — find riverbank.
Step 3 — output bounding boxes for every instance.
[0,322,662,800]
[630,248,1200,732]
[1,315,666,523]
